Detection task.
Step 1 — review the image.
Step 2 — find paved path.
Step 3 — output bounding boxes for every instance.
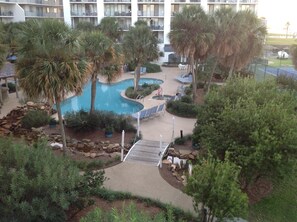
[104,161,195,214]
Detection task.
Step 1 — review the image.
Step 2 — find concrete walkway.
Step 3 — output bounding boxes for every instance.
[104,161,195,214]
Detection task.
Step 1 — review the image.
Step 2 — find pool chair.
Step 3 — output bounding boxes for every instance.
[156,103,166,116]
[175,73,193,84]
[144,106,158,118]
[131,109,147,120]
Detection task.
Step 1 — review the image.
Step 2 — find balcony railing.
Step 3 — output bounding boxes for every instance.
[105,11,131,16]
[138,0,164,2]
[240,0,258,3]
[104,0,131,2]
[208,0,237,3]
[71,11,97,16]
[138,11,164,16]
[70,0,96,2]
[17,0,63,5]
[0,11,13,16]
[25,11,63,17]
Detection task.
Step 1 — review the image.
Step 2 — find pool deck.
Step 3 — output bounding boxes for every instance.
[0,66,196,143]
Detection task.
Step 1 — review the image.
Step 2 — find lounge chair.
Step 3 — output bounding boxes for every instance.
[155,103,165,116]
[146,106,158,118]
[131,109,147,120]
[175,73,193,84]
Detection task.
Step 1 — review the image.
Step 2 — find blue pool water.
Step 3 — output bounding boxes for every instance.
[60,78,163,115]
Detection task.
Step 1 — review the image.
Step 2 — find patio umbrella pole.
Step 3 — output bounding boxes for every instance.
[159,135,163,168]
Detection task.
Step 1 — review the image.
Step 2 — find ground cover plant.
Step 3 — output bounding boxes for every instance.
[21,109,50,129]
[125,83,160,99]
[0,137,106,221]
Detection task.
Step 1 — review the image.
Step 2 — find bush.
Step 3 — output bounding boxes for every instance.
[175,137,187,145]
[166,101,198,118]
[64,110,136,133]
[0,138,82,221]
[21,110,50,129]
[125,84,160,99]
[143,63,162,73]
[64,110,100,132]
[180,95,193,104]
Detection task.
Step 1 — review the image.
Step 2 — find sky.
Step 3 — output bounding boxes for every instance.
[257,0,296,34]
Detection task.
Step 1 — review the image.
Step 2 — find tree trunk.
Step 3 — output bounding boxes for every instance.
[134,64,141,92]
[90,73,97,114]
[191,57,197,101]
[227,55,236,79]
[56,101,67,155]
[200,203,207,222]
[207,59,218,94]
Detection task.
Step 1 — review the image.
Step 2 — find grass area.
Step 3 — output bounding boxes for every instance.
[249,164,297,222]
[266,37,297,46]
[268,58,293,67]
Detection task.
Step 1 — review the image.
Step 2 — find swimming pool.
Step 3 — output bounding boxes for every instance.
[60,78,163,115]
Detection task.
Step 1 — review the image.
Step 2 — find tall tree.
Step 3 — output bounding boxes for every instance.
[122,22,159,92]
[206,8,238,92]
[186,158,248,222]
[221,10,266,79]
[82,31,123,114]
[16,20,89,153]
[99,17,122,42]
[169,6,214,100]
[193,78,297,189]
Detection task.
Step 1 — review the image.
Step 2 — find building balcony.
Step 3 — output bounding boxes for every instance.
[0,11,13,16]
[240,0,258,4]
[25,11,63,17]
[208,0,237,3]
[138,0,164,3]
[71,11,97,16]
[104,0,131,2]
[137,11,164,16]
[17,0,63,6]
[105,11,131,16]
[70,0,96,3]
[149,25,164,31]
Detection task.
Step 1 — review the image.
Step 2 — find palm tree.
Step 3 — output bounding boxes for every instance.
[291,44,297,69]
[206,8,238,92]
[169,6,214,100]
[122,22,159,92]
[16,20,89,154]
[99,17,122,42]
[82,31,123,114]
[221,10,266,79]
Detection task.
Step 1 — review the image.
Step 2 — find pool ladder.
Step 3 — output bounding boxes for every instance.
[136,94,144,101]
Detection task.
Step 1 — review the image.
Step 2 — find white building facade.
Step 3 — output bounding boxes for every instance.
[0,0,258,63]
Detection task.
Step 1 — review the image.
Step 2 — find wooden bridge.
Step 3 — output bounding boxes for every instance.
[123,140,170,167]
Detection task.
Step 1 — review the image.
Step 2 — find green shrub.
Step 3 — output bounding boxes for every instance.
[166,101,198,118]
[180,95,193,104]
[21,110,50,129]
[276,74,297,90]
[64,110,100,132]
[143,63,162,73]
[125,84,160,99]
[184,86,192,95]
[0,138,81,221]
[175,137,186,145]
[64,110,136,133]
[197,81,205,89]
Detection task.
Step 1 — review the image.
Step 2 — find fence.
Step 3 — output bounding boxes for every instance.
[248,63,297,81]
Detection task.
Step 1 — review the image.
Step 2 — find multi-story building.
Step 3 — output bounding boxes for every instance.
[0,0,258,62]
